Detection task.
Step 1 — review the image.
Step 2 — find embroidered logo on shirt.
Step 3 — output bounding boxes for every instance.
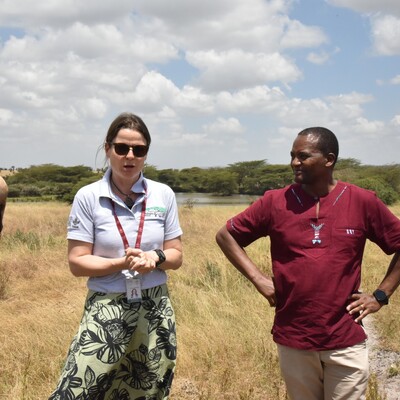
[68,216,81,229]
[346,229,355,235]
[310,223,324,244]
[146,206,166,218]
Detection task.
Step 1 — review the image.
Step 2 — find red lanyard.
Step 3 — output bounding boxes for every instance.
[110,190,147,250]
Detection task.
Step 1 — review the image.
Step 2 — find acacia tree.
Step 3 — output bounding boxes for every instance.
[228,160,267,193]
[207,169,238,195]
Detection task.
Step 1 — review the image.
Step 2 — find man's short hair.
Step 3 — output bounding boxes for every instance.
[298,127,339,164]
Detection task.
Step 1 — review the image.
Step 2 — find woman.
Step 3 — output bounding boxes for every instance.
[49,113,183,400]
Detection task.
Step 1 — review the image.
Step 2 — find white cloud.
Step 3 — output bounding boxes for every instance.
[77,98,108,119]
[0,23,178,63]
[187,49,302,91]
[0,108,14,126]
[307,47,340,65]
[134,0,326,54]
[390,115,400,126]
[272,92,376,141]
[307,51,331,65]
[280,19,328,48]
[0,0,134,28]
[370,14,400,55]
[327,0,400,16]
[216,86,286,113]
[203,117,244,135]
[174,86,215,114]
[391,75,400,84]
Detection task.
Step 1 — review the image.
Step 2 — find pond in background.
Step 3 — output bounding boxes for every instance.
[175,192,260,206]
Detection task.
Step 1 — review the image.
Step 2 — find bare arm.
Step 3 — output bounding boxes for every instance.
[0,177,8,235]
[378,251,400,295]
[0,203,5,234]
[68,240,129,277]
[216,225,276,306]
[348,251,400,322]
[69,236,183,277]
[156,236,183,271]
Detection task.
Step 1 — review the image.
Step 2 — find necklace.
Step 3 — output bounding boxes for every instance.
[111,177,135,208]
[291,184,348,246]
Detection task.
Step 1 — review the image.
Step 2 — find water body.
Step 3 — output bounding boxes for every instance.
[175,192,260,206]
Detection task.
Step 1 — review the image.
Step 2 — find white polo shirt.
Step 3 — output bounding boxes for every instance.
[67,168,183,292]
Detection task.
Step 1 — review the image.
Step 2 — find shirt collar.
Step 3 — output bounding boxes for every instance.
[131,173,146,194]
[100,168,147,199]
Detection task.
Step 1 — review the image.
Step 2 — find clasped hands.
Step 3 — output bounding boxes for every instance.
[125,248,158,274]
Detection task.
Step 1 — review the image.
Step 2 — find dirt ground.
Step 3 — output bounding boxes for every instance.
[364,317,400,399]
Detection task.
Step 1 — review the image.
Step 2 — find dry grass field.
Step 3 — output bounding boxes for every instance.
[0,202,399,399]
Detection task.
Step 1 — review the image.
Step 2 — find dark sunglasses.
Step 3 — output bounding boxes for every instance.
[110,142,149,157]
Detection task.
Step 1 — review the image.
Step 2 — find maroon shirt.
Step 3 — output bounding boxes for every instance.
[227,181,400,350]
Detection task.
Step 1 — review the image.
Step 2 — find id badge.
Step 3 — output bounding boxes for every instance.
[126,277,142,303]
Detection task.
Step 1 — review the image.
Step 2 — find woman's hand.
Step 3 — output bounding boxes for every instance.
[125,248,158,274]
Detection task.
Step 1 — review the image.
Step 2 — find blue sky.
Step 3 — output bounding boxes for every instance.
[0,0,399,170]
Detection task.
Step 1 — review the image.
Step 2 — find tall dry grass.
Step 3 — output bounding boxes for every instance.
[0,202,398,399]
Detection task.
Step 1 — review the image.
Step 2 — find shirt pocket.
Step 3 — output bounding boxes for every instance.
[332,226,366,258]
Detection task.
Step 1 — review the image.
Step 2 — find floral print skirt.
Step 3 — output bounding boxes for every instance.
[49,284,176,400]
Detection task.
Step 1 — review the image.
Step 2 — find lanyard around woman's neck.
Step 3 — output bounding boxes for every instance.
[110,184,147,250]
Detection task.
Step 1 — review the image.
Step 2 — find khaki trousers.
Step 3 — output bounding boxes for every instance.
[277,341,368,400]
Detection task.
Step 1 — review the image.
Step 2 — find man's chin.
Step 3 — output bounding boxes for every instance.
[293,175,303,184]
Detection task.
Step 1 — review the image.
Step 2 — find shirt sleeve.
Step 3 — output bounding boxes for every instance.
[367,194,400,254]
[67,186,95,243]
[163,187,183,241]
[226,193,271,248]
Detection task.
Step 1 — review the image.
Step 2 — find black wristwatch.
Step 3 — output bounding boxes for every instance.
[373,289,389,305]
[154,249,166,267]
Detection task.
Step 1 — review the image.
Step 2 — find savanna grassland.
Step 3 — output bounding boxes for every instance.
[1,202,399,399]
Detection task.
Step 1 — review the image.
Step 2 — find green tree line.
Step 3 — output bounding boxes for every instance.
[3,159,400,205]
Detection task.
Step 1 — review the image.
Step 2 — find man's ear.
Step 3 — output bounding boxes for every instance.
[326,153,336,167]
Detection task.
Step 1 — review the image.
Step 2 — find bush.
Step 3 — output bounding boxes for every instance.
[7,185,21,198]
[354,177,399,205]
[20,185,41,197]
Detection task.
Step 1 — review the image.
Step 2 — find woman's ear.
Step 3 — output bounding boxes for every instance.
[104,142,111,157]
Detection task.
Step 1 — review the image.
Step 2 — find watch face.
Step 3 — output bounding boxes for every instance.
[374,290,388,304]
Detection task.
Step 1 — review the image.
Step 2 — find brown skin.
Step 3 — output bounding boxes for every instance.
[290,133,337,197]
[348,251,400,323]
[0,176,8,234]
[215,225,276,306]
[216,132,400,322]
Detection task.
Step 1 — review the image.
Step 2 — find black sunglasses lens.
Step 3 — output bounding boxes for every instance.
[113,143,130,155]
[134,146,148,157]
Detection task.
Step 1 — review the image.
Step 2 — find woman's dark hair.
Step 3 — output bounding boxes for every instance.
[105,112,151,147]
[298,127,339,164]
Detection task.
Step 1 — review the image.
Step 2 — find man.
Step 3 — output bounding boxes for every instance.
[216,127,400,400]
[0,176,8,235]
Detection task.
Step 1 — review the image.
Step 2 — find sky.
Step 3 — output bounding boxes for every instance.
[0,0,399,170]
